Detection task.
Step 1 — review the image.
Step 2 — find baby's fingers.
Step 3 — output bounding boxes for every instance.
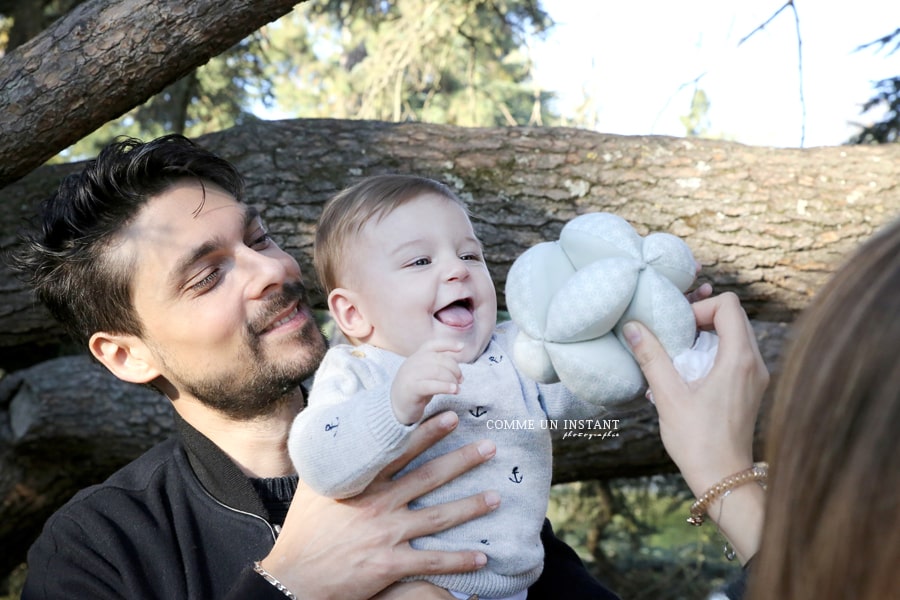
[419,338,466,356]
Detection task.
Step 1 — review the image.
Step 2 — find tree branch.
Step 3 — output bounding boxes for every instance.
[0,0,299,189]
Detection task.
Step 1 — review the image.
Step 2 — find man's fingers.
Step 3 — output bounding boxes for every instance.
[386,435,496,504]
[372,581,459,600]
[381,411,460,478]
[379,411,496,482]
[403,490,500,540]
[394,548,488,578]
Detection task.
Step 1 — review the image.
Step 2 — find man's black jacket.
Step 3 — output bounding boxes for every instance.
[23,414,618,599]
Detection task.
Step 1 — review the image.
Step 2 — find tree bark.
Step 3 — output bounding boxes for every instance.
[0,0,300,188]
[1,118,896,576]
[0,355,174,577]
[2,119,897,359]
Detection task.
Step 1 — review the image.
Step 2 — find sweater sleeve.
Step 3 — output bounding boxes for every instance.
[288,346,416,498]
[537,379,612,421]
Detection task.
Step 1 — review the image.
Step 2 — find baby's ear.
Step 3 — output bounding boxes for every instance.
[88,331,161,384]
[328,288,373,340]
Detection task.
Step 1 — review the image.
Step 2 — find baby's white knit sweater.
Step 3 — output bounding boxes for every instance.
[289,321,607,598]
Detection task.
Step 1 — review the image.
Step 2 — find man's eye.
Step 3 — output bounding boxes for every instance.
[190,270,220,292]
[250,232,272,250]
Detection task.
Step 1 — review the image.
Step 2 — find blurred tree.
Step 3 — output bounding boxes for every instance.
[681,87,712,138]
[61,33,275,160]
[0,0,277,160]
[264,0,555,127]
[0,0,272,148]
[0,0,556,168]
[0,0,299,185]
[851,27,900,144]
[0,0,85,53]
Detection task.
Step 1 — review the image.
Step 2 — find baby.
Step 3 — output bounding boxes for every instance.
[289,175,612,600]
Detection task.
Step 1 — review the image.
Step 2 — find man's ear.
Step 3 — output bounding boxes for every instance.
[328,288,373,341]
[88,332,161,384]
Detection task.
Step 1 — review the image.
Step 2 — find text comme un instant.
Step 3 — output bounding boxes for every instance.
[485,419,620,431]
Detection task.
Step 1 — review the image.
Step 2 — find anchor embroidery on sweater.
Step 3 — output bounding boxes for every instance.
[469,406,487,417]
[325,417,340,437]
[509,466,523,484]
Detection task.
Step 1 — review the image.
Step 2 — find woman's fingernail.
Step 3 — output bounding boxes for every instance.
[623,322,642,346]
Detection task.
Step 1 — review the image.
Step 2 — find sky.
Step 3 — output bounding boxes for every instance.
[530,0,900,148]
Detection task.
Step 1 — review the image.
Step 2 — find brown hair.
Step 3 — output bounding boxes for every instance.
[313,174,466,294]
[748,218,900,599]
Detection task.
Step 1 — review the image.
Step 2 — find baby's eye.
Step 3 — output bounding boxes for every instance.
[411,257,431,267]
[460,252,482,262]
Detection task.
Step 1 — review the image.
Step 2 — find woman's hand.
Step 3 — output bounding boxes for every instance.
[623,292,769,562]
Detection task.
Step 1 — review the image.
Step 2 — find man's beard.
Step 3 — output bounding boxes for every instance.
[161,281,327,420]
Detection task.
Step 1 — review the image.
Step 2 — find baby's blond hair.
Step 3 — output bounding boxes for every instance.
[314,174,467,295]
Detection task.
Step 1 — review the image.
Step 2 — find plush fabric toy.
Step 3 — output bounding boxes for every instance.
[505,212,712,408]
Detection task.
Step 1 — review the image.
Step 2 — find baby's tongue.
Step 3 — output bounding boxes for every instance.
[435,304,474,327]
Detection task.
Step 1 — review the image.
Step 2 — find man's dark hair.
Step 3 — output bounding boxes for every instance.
[9,134,245,346]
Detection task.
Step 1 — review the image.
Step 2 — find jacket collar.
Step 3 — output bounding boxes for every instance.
[176,412,269,519]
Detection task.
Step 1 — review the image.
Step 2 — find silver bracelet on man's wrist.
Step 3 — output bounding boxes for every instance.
[253,561,297,599]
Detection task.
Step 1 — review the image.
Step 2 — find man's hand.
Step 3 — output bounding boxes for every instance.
[391,340,464,424]
[261,410,499,600]
[371,581,456,600]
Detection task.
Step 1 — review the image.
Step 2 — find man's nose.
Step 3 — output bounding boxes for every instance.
[240,246,291,298]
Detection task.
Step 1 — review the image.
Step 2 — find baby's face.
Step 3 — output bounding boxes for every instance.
[342,193,497,363]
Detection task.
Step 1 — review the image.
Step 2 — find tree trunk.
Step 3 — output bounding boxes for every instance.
[0,355,174,577]
[0,0,300,187]
[1,118,896,576]
[2,119,897,359]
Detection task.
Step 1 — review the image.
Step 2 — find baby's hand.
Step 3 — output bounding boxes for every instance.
[391,339,464,425]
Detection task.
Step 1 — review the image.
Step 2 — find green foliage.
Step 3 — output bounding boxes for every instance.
[27,0,559,162]
[549,475,744,598]
[681,88,711,138]
[852,76,900,143]
[851,28,900,144]
[0,15,9,55]
[54,34,272,162]
[0,563,25,599]
[265,0,554,126]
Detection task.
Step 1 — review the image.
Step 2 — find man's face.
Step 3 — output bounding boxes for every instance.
[121,180,326,419]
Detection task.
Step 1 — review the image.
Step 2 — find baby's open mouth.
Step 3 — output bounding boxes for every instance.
[434,298,474,328]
